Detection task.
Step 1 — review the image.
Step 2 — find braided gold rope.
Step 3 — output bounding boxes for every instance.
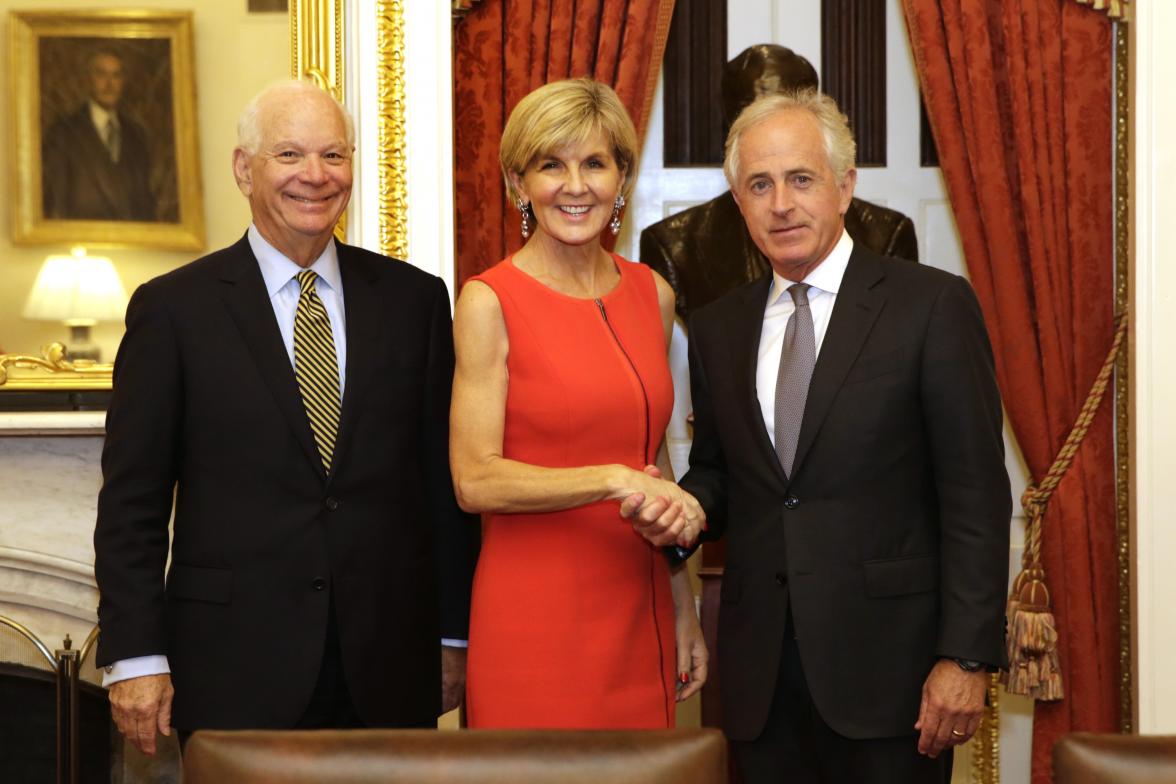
[1020,311,1129,567]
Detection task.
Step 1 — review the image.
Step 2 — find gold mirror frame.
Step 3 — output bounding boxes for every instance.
[0,343,112,390]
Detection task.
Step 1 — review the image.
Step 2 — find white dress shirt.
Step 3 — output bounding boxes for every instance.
[756,230,854,448]
[249,224,348,389]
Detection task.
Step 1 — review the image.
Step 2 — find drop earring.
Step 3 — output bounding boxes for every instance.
[518,198,532,239]
[609,194,625,236]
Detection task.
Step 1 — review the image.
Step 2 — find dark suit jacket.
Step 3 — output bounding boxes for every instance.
[42,105,155,221]
[640,190,918,321]
[680,246,1010,741]
[94,235,479,731]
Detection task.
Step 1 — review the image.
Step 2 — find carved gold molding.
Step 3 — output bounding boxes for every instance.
[376,0,409,260]
[298,0,407,259]
[0,344,112,390]
[291,0,348,241]
[291,0,343,93]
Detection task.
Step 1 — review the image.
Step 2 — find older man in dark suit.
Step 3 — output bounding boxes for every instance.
[625,89,1009,783]
[42,50,155,221]
[93,80,478,755]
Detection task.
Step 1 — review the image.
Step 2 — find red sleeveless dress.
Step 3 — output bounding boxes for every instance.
[464,255,676,728]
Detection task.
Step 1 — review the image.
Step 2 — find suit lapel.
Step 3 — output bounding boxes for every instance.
[790,249,887,477]
[330,244,382,484]
[725,275,788,486]
[218,235,324,478]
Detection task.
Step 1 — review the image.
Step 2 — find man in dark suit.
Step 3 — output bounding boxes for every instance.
[93,80,478,756]
[626,90,1009,782]
[640,44,918,321]
[42,50,156,221]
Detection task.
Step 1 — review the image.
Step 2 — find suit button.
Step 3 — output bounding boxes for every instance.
[784,495,800,510]
[775,572,787,586]
[311,578,327,591]
[325,497,340,511]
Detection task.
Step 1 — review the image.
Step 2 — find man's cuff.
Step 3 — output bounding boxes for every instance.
[663,543,700,568]
[440,638,468,649]
[101,655,170,687]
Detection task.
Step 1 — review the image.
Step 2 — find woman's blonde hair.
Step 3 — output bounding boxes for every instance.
[500,78,638,203]
[723,89,856,188]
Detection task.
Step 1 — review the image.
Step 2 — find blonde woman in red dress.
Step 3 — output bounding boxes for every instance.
[451,78,708,728]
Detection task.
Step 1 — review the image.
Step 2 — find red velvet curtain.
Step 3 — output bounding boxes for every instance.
[901,1,1117,780]
[453,0,676,285]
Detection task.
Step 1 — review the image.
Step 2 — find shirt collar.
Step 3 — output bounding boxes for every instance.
[768,229,854,306]
[248,223,343,299]
[89,101,116,130]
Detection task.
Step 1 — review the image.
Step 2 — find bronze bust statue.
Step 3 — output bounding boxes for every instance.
[641,44,918,320]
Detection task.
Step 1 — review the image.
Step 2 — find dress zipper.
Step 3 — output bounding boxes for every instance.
[595,297,671,726]
[594,298,651,464]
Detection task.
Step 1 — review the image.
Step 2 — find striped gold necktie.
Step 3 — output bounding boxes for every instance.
[293,270,341,473]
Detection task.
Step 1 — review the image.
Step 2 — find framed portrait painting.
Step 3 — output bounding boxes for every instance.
[8,10,205,250]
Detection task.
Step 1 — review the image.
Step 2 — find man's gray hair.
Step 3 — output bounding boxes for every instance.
[236,79,355,155]
[723,90,856,188]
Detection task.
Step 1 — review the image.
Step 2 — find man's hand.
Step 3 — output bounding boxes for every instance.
[618,465,704,548]
[441,646,467,714]
[620,493,686,545]
[914,659,987,758]
[109,673,174,757]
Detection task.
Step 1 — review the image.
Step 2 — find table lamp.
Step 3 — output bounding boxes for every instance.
[23,247,129,362]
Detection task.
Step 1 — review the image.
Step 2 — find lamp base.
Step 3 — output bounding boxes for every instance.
[66,324,100,362]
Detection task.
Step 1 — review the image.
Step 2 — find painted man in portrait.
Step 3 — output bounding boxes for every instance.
[41,48,156,222]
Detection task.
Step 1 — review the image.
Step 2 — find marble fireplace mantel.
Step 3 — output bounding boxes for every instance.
[0,411,106,665]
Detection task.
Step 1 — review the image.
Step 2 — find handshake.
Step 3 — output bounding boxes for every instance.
[616,464,705,549]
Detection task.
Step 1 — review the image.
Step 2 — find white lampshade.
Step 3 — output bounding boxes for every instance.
[23,247,129,326]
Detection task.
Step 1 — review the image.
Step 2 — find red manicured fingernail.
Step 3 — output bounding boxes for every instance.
[679,672,689,684]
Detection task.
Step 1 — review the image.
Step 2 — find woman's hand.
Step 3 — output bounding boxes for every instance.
[671,568,708,702]
[616,466,705,548]
[616,465,705,547]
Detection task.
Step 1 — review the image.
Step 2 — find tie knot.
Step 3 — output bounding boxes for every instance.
[788,283,812,308]
[296,269,319,295]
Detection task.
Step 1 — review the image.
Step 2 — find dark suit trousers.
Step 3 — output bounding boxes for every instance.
[292,594,366,730]
[180,592,365,751]
[731,634,951,784]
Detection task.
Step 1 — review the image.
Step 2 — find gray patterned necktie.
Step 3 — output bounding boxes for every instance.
[773,283,815,478]
[105,118,121,163]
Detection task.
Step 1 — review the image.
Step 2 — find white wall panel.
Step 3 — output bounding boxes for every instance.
[1132,1,1176,733]
[348,0,456,300]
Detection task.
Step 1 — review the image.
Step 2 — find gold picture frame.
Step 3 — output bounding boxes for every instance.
[7,10,205,251]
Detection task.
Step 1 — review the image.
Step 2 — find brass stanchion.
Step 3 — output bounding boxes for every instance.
[55,635,80,784]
